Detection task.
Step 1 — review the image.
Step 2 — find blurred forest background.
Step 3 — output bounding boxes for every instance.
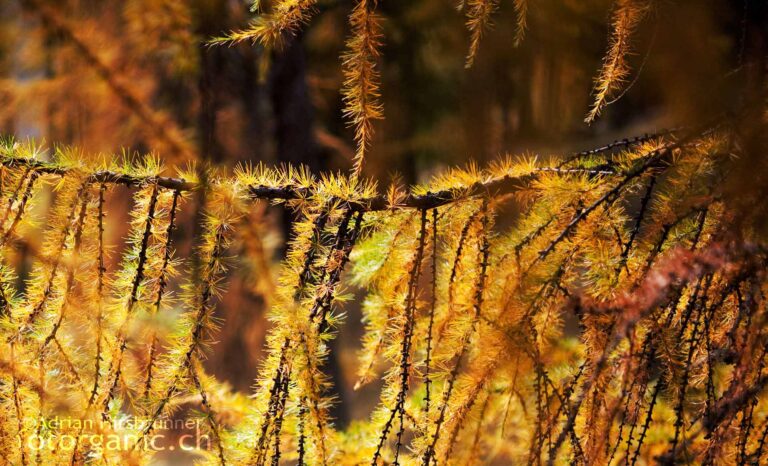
[0,0,762,428]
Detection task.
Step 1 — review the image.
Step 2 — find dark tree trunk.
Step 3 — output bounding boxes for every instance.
[269,33,322,171]
[269,34,350,426]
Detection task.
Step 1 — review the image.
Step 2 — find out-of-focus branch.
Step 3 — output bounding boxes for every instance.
[21,0,196,164]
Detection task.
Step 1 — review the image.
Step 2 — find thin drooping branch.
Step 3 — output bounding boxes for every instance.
[422,203,491,466]
[9,342,28,466]
[251,207,336,465]
[297,397,307,466]
[132,222,229,450]
[39,191,91,354]
[465,0,500,68]
[343,0,383,178]
[423,208,438,415]
[372,208,428,466]
[254,206,364,466]
[144,189,182,399]
[19,179,90,330]
[393,209,428,464]
[101,183,161,419]
[189,362,227,466]
[0,167,33,231]
[0,171,40,247]
[88,183,106,407]
[617,174,656,275]
[585,0,651,123]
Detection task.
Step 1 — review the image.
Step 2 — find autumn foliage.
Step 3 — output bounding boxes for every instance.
[0,0,767,465]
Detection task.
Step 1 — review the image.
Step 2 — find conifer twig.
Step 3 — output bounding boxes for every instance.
[144,189,181,399]
[423,208,438,415]
[372,209,428,465]
[343,0,383,178]
[422,204,491,465]
[585,0,651,123]
[88,183,106,407]
[465,0,499,68]
[101,182,160,419]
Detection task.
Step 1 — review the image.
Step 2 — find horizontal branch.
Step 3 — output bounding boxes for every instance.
[1,156,616,211]
[253,171,543,211]
[557,127,683,167]
[1,122,714,212]
[0,156,195,191]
